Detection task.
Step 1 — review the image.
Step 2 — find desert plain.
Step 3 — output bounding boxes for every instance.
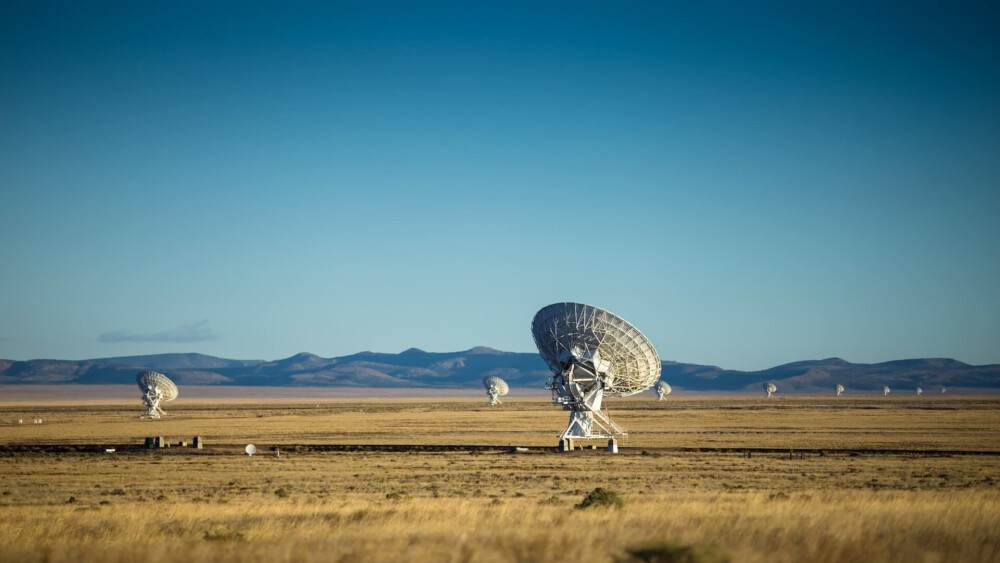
[1,391,998,562]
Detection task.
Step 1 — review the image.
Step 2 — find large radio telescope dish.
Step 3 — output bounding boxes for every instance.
[136,371,178,419]
[483,376,509,406]
[835,384,845,396]
[882,385,891,396]
[654,381,672,401]
[532,302,661,443]
[763,382,777,398]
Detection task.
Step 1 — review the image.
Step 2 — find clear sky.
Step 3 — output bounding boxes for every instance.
[1,1,998,370]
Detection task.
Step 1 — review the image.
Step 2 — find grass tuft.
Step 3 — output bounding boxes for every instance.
[203,528,246,542]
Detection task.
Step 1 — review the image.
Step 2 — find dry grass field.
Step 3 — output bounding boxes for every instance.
[1,394,999,562]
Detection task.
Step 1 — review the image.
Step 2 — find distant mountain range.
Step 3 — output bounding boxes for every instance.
[1,348,998,394]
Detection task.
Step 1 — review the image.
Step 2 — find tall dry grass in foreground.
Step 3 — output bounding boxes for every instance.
[0,490,998,562]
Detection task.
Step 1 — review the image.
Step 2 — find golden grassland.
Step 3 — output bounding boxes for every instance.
[1,396,999,562]
[3,395,999,449]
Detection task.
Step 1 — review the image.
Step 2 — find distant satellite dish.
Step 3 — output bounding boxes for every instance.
[835,384,844,397]
[532,302,660,443]
[941,386,947,394]
[916,386,923,396]
[245,444,257,457]
[654,381,672,401]
[882,385,891,396]
[136,371,178,419]
[483,376,509,406]
[764,382,777,398]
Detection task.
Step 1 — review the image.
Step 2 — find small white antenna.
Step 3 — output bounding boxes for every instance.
[483,376,509,406]
[916,386,923,396]
[882,385,891,396]
[245,444,257,457]
[136,371,179,419]
[835,384,844,396]
[654,381,671,401]
[763,382,777,398]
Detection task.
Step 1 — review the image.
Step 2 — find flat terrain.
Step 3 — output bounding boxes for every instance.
[1,396,999,562]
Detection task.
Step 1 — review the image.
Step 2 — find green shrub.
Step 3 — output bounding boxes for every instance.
[576,487,623,509]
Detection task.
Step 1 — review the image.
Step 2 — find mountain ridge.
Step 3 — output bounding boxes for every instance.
[1,348,998,393]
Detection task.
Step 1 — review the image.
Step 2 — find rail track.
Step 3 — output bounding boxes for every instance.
[2,443,999,456]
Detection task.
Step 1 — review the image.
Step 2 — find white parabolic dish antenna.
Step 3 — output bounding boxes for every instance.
[532,302,661,442]
[654,381,672,401]
[136,371,178,419]
[245,444,257,456]
[483,376,509,406]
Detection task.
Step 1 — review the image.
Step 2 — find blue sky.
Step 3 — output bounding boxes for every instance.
[2,1,998,370]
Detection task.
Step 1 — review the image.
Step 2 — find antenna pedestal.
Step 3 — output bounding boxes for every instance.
[548,374,626,443]
[559,405,624,440]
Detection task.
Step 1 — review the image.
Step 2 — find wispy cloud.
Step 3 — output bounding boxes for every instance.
[99,320,221,343]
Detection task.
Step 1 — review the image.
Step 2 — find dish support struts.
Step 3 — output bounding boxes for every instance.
[141,385,167,419]
[486,385,502,406]
[546,347,626,441]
